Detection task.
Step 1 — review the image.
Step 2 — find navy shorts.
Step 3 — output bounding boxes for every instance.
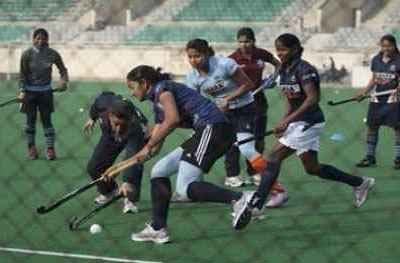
[20,90,54,114]
[181,122,235,173]
[366,102,400,128]
[225,102,256,134]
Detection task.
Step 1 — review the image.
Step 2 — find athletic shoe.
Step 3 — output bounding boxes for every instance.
[232,191,255,230]
[230,206,266,221]
[131,223,170,244]
[393,158,400,170]
[94,188,119,205]
[355,156,376,168]
[46,147,57,160]
[28,146,38,160]
[170,192,191,203]
[353,177,375,208]
[265,191,289,208]
[225,176,245,188]
[122,198,138,214]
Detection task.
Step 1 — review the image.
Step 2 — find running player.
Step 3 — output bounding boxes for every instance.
[84,92,148,213]
[103,65,254,243]
[185,38,288,207]
[18,28,69,160]
[227,27,280,188]
[355,34,400,169]
[233,34,375,228]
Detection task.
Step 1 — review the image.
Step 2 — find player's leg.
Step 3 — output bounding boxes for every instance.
[224,109,245,187]
[121,133,146,213]
[356,125,379,167]
[131,148,182,244]
[21,92,38,159]
[38,90,56,160]
[245,93,268,185]
[234,104,288,206]
[87,134,124,204]
[300,151,375,208]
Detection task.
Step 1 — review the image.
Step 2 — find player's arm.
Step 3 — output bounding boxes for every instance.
[18,51,30,100]
[54,51,69,91]
[225,68,255,102]
[83,100,100,135]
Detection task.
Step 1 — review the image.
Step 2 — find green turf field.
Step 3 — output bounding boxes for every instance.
[0,81,399,263]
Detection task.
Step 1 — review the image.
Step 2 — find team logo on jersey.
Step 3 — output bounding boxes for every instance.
[205,79,225,95]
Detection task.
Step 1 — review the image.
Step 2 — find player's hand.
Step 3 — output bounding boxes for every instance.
[135,145,152,163]
[57,80,68,92]
[355,89,368,102]
[217,97,230,112]
[17,91,25,101]
[274,120,288,137]
[83,119,96,135]
[102,165,119,182]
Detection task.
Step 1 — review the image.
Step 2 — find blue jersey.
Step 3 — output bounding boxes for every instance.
[147,80,227,129]
[186,55,254,109]
[278,58,324,124]
[370,53,400,103]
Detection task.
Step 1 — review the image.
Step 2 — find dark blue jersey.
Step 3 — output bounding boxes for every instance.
[370,53,400,103]
[89,91,148,140]
[146,80,227,129]
[278,58,325,124]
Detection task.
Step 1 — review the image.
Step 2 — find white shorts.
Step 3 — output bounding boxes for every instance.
[279,121,325,156]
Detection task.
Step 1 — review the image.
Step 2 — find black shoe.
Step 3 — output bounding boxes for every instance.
[356,156,376,168]
[394,158,400,170]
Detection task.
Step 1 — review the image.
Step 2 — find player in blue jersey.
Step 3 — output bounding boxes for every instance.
[355,34,400,169]
[83,92,148,213]
[185,38,288,207]
[102,65,254,244]
[233,34,375,228]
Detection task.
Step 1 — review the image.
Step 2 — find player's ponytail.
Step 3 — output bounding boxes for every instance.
[127,65,172,84]
[186,38,215,57]
[275,33,303,59]
[380,34,400,55]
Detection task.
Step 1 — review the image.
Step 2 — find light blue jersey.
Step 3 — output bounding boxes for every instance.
[186,55,254,109]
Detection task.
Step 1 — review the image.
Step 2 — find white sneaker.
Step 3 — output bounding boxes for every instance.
[353,177,375,208]
[131,223,170,244]
[170,192,191,203]
[231,205,265,221]
[122,198,138,214]
[225,176,245,188]
[232,191,255,230]
[94,188,119,205]
[265,191,289,208]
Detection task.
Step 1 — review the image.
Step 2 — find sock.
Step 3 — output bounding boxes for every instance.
[395,130,400,160]
[25,127,35,148]
[366,133,378,158]
[187,181,242,203]
[151,177,171,230]
[44,127,56,149]
[254,161,280,209]
[319,164,363,187]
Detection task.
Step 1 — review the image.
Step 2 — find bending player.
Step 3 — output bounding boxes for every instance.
[84,92,147,213]
[354,34,400,169]
[234,34,375,228]
[185,38,287,207]
[103,65,255,244]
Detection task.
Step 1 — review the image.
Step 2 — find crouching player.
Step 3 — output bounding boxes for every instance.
[84,91,148,213]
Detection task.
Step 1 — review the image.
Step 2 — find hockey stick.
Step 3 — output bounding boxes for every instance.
[36,178,103,214]
[1,88,64,108]
[68,193,123,231]
[251,66,281,96]
[327,89,397,106]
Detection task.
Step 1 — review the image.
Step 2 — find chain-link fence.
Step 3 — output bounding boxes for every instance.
[1,1,400,263]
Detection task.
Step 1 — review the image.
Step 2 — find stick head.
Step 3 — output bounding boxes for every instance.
[36,206,47,214]
[68,216,78,231]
